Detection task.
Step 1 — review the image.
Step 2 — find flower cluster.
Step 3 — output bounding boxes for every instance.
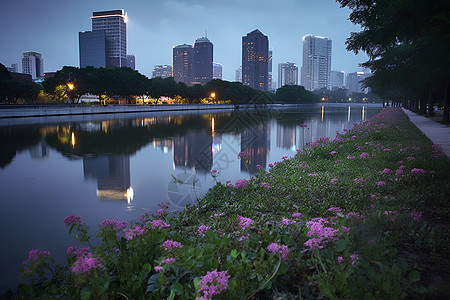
[376,181,386,187]
[99,218,128,231]
[237,216,254,230]
[146,219,171,229]
[63,215,85,227]
[161,257,176,265]
[280,217,296,226]
[267,243,290,261]
[410,211,422,221]
[197,269,230,300]
[23,249,51,273]
[124,225,145,240]
[234,179,249,188]
[411,168,425,174]
[259,182,270,188]
[210,212,225,218]
[237,151,249,159]
[198,224,212,237]
[292,212,302,218]
[161,240,183,252]
[354,178,364,184]
[71,252,103,275]
[67,246,89,258]
[360,152,370,159]
[304,218,341,251]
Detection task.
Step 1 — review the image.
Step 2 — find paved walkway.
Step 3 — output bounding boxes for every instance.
[402,108,450,160]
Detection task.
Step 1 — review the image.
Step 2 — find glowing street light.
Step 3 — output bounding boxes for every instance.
[211,92,216,98]
[67,83,74,91]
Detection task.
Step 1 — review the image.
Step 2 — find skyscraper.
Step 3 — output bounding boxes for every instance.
[278,62,298,88]
[79,30,107,68]
[331,70,345,89]
[22,51,43,79]
[91,10,127,68]
[242,29,269,91]
[152,65,173,78]
[301,35,332,91]
[173,44,193,85]
[235,66,242,82]
[346,71,370,93]
[268,49,273,90]
[192,37,213,85]
[213,62,222,80]
[127,54,135,70]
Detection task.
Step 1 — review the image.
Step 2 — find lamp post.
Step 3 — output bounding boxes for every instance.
[210,92,216,103]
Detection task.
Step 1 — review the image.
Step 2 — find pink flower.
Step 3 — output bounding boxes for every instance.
[330,151,337,155]
[350,253,359,265]
[161,240,183,251]
[125,225,145,240]
[238,151,249,159]
[395,169,404,176]
[197,270,230,299]
[210,169,218,176]
[198,225,211,237]
[280,217,296,225]
[410,211,422,221]
[360,152,370,159]
[70,252,103,274]
[268,163,274,168]
[330,178,338,184]
[376,181,386,187]
[347,156,356,160]
[411,168,425,174]
[23,249,51,273]
[256,164,263,169]
[370,194,377,198]
[300,124,308,128]
[338,256,344,263]
[63,215,86,227]
[154,266,162,272]
[281,155,288,160]
[292,212,302,218]
[100,218,128,231]
[147,219,170,229]
[308,173,318,177]
[327,207,342,213]
[67,246,89,258]
[234,179,248,188]
[267,243,290,261]
[259,182,270,188]
[407,157,414,161]
[354,178,364,184]
[161,257,176,265]
[237,216,254,230]
[382,168,391,174]
[341,226,351,232]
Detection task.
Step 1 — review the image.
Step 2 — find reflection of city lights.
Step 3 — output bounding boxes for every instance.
[348,106,351,122]
[71,132,75,148]
[126,187,134,204]
[321,105,324,122]
[362,106,365,121]
[212,118,215,136]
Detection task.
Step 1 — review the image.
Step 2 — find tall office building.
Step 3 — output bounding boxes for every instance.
[235,66,242,82]
[79,30,107,68]
[268,49,273,90]
[91,10,127,68]
[331,70,345,89]
[346,71,370,93]
[173,44,193,85]
[22,51,44,79]
[152,65,173,78]
[6,64,18,73]
[301,35,332,91]
[278,62,298,88]
[127,54,135,70]
[213,62,222,80]
[242,29,269,91]
[192,37,213,85]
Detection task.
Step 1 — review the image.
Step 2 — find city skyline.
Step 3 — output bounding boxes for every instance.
[1,0,368,82]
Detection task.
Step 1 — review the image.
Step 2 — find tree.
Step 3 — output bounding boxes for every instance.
[275,85,319,103]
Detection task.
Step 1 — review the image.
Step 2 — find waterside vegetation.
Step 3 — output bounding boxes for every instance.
[14,107,450,299]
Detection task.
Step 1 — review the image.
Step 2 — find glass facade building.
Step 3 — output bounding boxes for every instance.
[301,35,332,91]
[242,29,269,91]
[79,31,107,68]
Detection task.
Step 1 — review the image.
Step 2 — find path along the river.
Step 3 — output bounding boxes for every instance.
[402,108,450,160]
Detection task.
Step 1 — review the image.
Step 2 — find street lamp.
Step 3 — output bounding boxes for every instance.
[67,83,74,91]
[211,92,215,98]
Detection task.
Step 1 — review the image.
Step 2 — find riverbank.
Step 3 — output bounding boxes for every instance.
[12,107,450,299]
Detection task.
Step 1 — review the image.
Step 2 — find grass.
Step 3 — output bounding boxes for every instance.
[11,107,450,299]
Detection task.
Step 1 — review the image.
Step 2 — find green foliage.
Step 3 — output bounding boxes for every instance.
[275,85,319,103]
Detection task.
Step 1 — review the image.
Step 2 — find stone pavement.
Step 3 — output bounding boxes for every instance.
[402,108,450,160]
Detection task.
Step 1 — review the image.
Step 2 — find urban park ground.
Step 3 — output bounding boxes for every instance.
[13,107,450,299]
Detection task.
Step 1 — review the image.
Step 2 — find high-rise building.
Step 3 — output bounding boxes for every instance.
[301,35,332,91]
[6,64,18,73]
[79,30,107,68]
[127,54,135,70]
[242,29,269,91]
[346,71,370,93]
[268,49,273,90]
[331,70,345,89]
[213,62,222,80]
[173,44,193,85]
[192,37,213,85]
[91,10,127,68]
[278,62,298,88]
[22,51,44,79]
[152,65,173,78]
[235,66,242,82]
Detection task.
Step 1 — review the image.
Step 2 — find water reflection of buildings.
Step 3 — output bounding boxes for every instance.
[29,142,48,160]
[276,124,296,150]
[83,155,133,202]
[241,124,270,173]
[173,130,212,173]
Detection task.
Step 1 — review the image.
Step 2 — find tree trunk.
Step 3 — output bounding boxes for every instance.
[419,96,427,115]
[426,87,434,116]
[444,79,449,124]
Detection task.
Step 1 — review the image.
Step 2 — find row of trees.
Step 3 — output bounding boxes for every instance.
[42,66,319,105]
[0,64,41,104]
[337,0,450,122]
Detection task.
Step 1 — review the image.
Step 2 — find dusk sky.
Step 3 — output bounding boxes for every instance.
[1,0,368,82]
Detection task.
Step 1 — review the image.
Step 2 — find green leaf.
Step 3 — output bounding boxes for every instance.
[319,283,336,299]
[142,263,151,271]
[168,290,176,300]
[335,239,347,252]
[408,270,420,282]
[80,287,91,300]
[230,249,238,260]
[170,283,184,295]
[193,277,201,292]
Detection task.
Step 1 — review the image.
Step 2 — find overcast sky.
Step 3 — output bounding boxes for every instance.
[0,0,368,82]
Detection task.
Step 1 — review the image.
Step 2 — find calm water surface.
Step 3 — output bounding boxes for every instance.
[0,103,381,291]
